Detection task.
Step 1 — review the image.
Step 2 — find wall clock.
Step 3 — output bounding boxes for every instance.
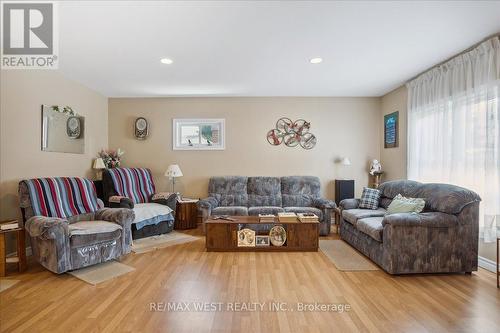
[66,116,81,139]
[134,117,149,140]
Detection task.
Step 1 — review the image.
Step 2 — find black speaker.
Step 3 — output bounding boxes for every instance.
[335,179,355,206]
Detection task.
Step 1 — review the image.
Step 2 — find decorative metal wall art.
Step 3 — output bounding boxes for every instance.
[267,117,317,149]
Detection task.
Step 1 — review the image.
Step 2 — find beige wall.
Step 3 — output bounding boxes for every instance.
[380,85,407,181]
[109,97,381,200]
[0,70,108,223]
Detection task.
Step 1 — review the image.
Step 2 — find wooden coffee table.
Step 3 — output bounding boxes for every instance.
[205,216,319,252]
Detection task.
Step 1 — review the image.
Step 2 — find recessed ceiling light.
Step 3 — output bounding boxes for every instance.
[160,58,173,65]
[310,57,323,64]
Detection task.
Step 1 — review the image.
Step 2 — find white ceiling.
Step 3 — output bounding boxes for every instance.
[58,1,500,97]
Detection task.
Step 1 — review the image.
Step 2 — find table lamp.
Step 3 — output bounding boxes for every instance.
[93,158,106,180]
[165,164,183,193]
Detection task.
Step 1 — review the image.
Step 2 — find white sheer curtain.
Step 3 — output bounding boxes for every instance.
[407,36,500,242]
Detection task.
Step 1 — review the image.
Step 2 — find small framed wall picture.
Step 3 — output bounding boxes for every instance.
[384,111,399,148]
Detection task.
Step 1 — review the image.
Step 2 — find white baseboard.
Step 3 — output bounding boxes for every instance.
[478,256,497,273]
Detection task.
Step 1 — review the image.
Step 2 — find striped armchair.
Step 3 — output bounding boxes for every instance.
[19,177,134,274]
[102,168,178,239]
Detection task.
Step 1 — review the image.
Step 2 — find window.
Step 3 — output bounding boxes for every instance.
[173,119,225,150]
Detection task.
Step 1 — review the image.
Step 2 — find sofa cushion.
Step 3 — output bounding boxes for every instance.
[281,176,321,207]
[212,206,248,216]
[379,180,422,199]
[378,180,422,209]
[342,208,386,226]
[356,217,384,242]
[69,220,122,236]
[69,221,122,248]
[133,203,174,230]
[414,183,482,215]
[382,212,459,228]
[284,207,323,220]
[247,177,282,207]
[386,194,425,215]
[359,187,381,210]
[248,206,284,216]
[208,176,248,206]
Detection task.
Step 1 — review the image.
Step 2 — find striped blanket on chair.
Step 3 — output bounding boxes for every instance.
[107,168,156,204]
[23,177,99,218]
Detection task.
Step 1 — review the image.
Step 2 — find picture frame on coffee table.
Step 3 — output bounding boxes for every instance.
[256,235,270,247]
[237,228,256,247]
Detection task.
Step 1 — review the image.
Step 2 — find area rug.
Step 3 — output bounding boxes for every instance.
[68,261,135,285]
[319,240,379,271]
[0,279,20,292]
[132,231,199,254]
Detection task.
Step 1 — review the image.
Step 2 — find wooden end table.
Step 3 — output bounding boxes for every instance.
[174,199,198,230]
[0,220,27,277]
[205,216,319,252]
[333,207,341,234]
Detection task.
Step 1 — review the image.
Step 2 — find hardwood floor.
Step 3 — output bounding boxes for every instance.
[0,227,499,333]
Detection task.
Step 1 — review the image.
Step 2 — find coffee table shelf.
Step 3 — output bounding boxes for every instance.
[205,216,319,252]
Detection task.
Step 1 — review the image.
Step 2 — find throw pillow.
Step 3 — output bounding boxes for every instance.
[359,187,381,210]
[386,194,425,215]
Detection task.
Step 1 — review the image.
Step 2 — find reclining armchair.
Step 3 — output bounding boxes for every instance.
[19,177,134,274]
[102,167,178,239]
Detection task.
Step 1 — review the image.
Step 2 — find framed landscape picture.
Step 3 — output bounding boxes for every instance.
[384,111,399,148]
[173,118,225,150]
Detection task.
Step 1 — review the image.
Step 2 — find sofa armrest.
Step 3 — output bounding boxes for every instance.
[151,192,178,212]
[24,216,71,273]
[339,198,360,210]
[382,212,458,228]
[24,216,69,240]
[312,198,336,209]
[197,196,219,219]
[198,197,218,210]
[311,198,336,236]
[109,195,134,209]
[95,208,135,227]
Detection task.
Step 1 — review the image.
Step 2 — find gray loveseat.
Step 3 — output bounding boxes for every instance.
[198,176,335,235]
[339,180,481,274]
